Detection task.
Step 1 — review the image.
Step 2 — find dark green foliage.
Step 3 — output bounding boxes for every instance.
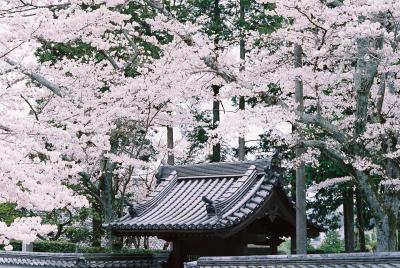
[0,240,22,251]
[109,121,156,162]
[306,158,349,229]
[65,227,91,244]
[0,203,25,225]
[319,230,345,253]
[173,0,231,38]
[182,110,211,162]
[36,41,99,64]
[33,240,77,253]
[172,0,281,44]
[35,2,173,79]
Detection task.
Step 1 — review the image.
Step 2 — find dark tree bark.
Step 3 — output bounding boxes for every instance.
[355,189,366,252]
[212,85,221,162]
[167,126,174,165]
[211,0,221,163]
[101,159,117,249]
[343,188,355,252]
[294,43,307,254]
[91,202,102,247]
[398,226,400,251]
[237,0,246,161]
[238,96,245,161]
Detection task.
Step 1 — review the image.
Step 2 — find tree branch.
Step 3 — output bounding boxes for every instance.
[4,57,66,97]
[302,140,347,162]
[375,73,386,122]
[122,30,140,70]
[143,0,174,19]
[302,139,387,221]
[0,124,11,132]
[143,0,193,45]
[78,172,102,204]
[298,113,350,145]
[100,50,121,70]
[20,94,39,120]
[0,41,25,59]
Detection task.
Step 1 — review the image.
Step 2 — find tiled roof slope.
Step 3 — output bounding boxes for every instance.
[0,251,168,268]
[155,159,270,179]
[188,252,400,268]
[110,159,278,232]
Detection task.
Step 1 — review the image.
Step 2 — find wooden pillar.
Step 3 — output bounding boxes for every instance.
[166,240,183,268]
[235,234,248,256]
[290,235,296,254]
[269,234,279,255]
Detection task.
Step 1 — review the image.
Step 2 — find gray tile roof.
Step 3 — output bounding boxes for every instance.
[0,251,168,268]
[110,159,279,233]
[188,252,400,267]
[155,159,271,179]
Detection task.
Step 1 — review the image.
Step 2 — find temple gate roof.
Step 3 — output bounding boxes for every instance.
[108,158,321,237]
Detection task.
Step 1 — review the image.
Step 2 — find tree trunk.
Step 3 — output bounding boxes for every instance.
[212,85,221,162]
[398,226,400,251]
[237,0,246,161]
[376,213,397,252]
[343,188,355,252]
[102,159,116,249]
[91,202,102,247]
[294,43,307,254]
[351,35,398,252]
[238,97,245,161]
[355,189,366,252]
[167,126,174,165]
[211,0,221,163]
[144,236,149,249]
[377,136,400,252]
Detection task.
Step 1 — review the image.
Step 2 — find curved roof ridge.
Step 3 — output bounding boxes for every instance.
[156,158,271,180]
[221,174,266,220]
[172,158,270,168]
[135,171,178,215]
[215,165,258,211]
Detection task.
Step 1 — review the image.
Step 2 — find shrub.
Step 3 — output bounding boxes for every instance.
[65,226,91,244]
[1,239,166,255]
[33,240,76,253]
[318,230,345,253]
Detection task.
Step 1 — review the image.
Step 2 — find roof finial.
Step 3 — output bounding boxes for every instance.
[124,200,137,217]
[202,196,217,217]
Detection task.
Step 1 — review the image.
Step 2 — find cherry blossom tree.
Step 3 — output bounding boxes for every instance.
[0,0,198,247]
[250,0,400,251]
[145,0,400,252]
[2,0,399,253]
